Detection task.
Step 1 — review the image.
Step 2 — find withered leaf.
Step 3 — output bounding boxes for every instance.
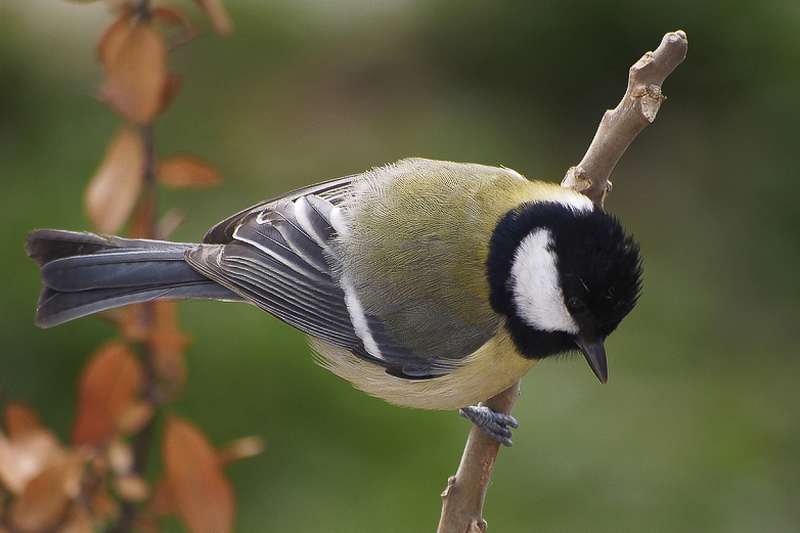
[84,126,145,234]
[72,341,143,446]
[157,155,221,190]
[163,415,235,533]
[101,20,169,124]
[216,436,265,467]
[97,13,133,66]
[155,208,187,240]
[7,460,81,533]
[152,6,186,26]
[147,475,176,517]
[89,485,119,523]
[115,473,150,503]
[107,438,135,475]
[3,400,42,439]
[0,429,66,494]
[116,303,150,343]
[59,507,94,533]
[160,72,183,114]
[191,0,233,37]
[147,300,190,393]
[115,400,155,436]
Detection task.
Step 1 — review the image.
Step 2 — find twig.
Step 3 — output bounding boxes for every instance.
[437,383,520,533]
[561,30,688,209]
[437,30,687,532]
[115,123,159,533]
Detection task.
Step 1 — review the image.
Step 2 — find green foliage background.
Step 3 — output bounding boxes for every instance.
[2,0,798,531]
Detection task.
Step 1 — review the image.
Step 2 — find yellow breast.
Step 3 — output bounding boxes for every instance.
[310,323,536,411]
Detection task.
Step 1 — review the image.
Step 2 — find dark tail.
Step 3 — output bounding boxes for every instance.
[25,229,242,328]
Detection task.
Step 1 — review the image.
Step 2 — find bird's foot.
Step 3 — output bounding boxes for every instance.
[459,405,518,447]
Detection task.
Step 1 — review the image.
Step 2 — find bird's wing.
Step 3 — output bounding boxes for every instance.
[203,175,356,244]
[187,189,453,378]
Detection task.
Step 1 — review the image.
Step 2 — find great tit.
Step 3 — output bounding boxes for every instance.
[26,158,641,445]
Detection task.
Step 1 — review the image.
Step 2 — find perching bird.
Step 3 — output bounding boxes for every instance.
[26,158,641,445]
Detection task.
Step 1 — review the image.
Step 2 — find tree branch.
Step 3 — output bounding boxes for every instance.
[437,30,687,532]
[437,383,520,533]
[561,30,688,209]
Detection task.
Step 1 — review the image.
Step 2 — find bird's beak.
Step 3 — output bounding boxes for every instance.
[576,338,608,384]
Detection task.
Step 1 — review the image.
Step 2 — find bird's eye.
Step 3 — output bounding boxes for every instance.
[567,297,587,315]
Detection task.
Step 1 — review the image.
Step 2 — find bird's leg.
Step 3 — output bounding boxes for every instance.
[459,405,518,447]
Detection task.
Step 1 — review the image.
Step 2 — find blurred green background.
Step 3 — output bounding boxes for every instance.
[2,0,798,531]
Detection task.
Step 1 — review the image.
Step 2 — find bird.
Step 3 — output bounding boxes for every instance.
[26,158,642,446]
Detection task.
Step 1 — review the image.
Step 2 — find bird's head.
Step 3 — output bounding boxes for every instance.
[487,198,642,383]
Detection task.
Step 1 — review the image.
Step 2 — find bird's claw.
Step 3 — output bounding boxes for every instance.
[459,405,518,447]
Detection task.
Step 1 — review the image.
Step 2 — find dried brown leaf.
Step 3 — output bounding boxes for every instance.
[84,126,145,234]
[60,508,94,533]
[115,473,150,502]
[107,438,135,475]
[148,300,190,393]
[135,516,165,533]
[0,429,67,494]
[7,460,81,533]
[3,400,42,439]
[101,21,169,124]
[152,6,186,26]
[191,0,233,36]
[153,4,201,48]
[155,208,186,240]
[147,476,175,517]
[97,13,133,66]
[216,436,264,467]
[160,72,183,113]
[163,415,235,533]
[157,155,221,190]
[115,400,155,435]
[116,303,149,342]
[72,341,143,446]
[90,485,119,522]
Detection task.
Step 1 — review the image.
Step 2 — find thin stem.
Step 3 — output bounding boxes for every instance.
[133,0,152,22]
[114,122,159,533]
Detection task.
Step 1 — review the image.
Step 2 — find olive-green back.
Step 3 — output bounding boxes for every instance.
[332,158,573,360]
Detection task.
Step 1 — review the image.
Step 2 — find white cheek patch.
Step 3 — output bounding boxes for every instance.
[509,228,579,335]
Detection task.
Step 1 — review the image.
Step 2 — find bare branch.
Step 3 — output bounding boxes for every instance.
[562,30,688,208]
[438,30,687,532]
[437,382,520,533]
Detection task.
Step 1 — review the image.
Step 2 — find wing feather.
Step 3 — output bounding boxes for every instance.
[203,176,354,244]
[190,175,453,379]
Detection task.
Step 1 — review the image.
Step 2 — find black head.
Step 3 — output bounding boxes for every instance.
[487,199,642,382]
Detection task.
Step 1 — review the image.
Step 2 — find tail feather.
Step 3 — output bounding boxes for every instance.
[26,229,243,328]
[40,249,210,292]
